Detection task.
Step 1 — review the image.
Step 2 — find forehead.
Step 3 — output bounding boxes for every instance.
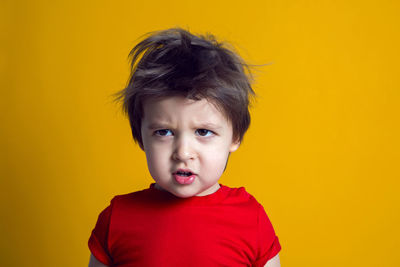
[142,96,230,125]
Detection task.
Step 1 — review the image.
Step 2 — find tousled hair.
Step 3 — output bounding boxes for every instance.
[113,28,255,148]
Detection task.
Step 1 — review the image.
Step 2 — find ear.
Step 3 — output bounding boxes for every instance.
[229,138,241,152]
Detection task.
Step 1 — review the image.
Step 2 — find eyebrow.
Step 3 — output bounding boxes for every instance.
[196,123,222,130]
[146,122,170,130]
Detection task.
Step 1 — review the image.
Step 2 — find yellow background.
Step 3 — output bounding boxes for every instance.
[1,0,399,266]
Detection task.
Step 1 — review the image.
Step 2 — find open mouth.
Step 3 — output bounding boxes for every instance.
[175,170,193,177]
[173,169,196,185]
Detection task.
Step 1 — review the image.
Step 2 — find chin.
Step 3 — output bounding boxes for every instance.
[168,186,200,198]
[171,189,197,198]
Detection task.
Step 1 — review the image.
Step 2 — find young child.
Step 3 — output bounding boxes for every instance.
[88,28,281,267]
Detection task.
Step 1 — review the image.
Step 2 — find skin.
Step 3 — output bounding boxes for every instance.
[266,254,281,267]
[140,96,240,198]
[88,96,281,266]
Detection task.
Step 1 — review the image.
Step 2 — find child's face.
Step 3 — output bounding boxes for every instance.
[140,96,240,198]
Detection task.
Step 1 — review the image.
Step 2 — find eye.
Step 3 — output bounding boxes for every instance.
[154,129,173,136]
[195,129,214,137]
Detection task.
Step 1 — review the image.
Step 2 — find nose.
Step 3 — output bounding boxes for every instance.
[172,134,195,162]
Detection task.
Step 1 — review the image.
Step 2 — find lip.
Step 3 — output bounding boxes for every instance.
[173,168,197,185]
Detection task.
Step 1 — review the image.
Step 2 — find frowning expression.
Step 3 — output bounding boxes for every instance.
[140,96,240,198]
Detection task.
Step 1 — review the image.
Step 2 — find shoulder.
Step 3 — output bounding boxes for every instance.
[108,187,155,209]
[93,189,150,221]
[220,185,265,217]
[222,184,262,206]
[112,187,151,202]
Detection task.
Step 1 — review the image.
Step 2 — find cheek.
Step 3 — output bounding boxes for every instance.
[201,147,230,169]
[145,144,169,172]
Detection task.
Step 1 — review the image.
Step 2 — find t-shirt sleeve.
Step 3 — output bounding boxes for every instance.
[88,198,115,266]
[253,204,282,267]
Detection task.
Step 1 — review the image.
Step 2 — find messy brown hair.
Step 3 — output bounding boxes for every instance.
[113,28,255,148]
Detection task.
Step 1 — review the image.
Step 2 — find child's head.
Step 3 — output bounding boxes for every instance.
[114,28,255,148]
[114,28,255,197]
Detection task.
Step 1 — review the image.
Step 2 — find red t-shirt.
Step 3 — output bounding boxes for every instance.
[88,184,281,266]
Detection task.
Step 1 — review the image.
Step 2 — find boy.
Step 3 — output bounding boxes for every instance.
[88,28,281,267]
